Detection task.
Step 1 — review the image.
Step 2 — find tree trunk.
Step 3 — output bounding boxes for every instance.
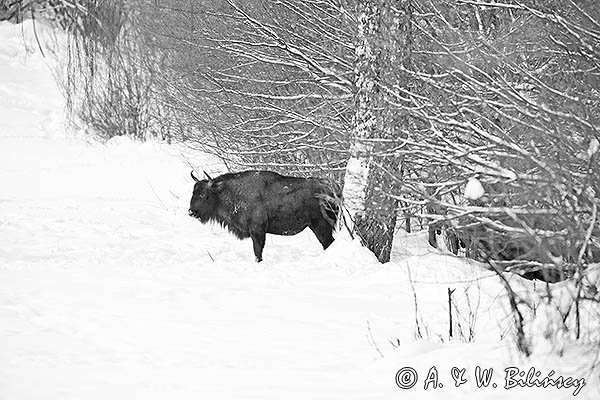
[343,0,411,263]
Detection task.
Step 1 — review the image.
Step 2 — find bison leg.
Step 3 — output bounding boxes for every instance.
[309,218,334,250]
[250,230,266,262]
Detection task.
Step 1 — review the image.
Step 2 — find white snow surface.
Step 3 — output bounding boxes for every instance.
[465,177,485,201]
[1,21,599,400]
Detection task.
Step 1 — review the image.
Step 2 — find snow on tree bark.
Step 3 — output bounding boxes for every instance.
[343,0,411,263]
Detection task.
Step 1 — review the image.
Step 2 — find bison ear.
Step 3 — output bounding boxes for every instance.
[191,170,200,182]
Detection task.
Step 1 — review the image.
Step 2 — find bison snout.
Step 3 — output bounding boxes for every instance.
[188,209,196,217]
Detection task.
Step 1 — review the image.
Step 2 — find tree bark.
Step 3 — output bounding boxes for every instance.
[343,0,411,263]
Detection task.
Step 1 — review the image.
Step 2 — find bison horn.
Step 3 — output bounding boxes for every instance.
[203,170,213,181]
[191,170,200,182]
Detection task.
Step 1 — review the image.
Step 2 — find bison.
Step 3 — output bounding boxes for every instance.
[188,170,340,262]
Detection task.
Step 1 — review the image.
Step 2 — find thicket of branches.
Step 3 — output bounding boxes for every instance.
[143,0,355,179]
[5,0,599,355]
[0,0,173,140]
[401,0,600,278]
[372,0,600,353]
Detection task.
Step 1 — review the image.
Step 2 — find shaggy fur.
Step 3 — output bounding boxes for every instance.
[189,170,340,262]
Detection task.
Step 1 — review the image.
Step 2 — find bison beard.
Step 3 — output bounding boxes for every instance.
[189,170,340,262]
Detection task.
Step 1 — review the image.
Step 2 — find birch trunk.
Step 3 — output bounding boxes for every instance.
[343,0,410,263]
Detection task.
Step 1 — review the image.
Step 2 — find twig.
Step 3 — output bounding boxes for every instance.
[206,251,215,262]
[31,9,46,58]
[448,287,456,339]
[366,321,384,359]
[146,180,168,211]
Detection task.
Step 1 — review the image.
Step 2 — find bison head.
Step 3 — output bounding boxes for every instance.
[188,170,219,222]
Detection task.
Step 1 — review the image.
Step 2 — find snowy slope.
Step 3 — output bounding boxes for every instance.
[1,21,598,400]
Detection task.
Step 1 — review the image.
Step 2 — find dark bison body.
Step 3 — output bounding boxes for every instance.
[188,170,340,262]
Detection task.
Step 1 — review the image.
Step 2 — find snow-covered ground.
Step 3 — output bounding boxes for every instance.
[1,21,598,399]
